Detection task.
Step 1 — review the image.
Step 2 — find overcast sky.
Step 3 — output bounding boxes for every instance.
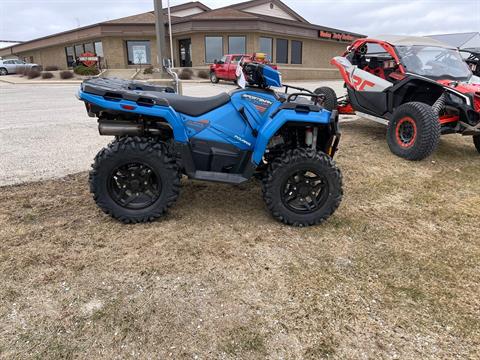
[1,0,479,41]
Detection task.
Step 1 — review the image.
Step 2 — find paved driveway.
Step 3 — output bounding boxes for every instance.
[0,80,346,186]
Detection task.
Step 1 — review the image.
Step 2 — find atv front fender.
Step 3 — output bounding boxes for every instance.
[252,108,332,164]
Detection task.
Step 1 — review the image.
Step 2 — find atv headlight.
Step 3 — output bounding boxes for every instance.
[448,92,465,105]
[446,90,469,106]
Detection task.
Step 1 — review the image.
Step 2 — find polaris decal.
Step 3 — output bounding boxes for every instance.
[241,94,273,113]
[234,135,252,147]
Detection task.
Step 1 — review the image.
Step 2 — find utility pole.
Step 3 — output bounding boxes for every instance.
[154,0,166,76]
[167,0,174,67]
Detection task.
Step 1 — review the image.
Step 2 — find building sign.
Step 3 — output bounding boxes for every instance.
[319,31,355,42]
[132,45,147,64]
[78,52,98,67]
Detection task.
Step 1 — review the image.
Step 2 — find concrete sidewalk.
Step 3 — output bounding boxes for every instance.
[0,75,212,86]
[0,76,82,85]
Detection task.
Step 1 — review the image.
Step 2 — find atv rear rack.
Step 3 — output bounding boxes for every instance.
[82,78,175,104]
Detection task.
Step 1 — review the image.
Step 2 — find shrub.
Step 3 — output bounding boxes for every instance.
[197,70,209,79]
[41,71,54,79]
[143,66,154,74]
[27,69,41,79]
[73,65,99,76]
[178,68,194,80]
[59,70,74,79]
[44,65,59,71]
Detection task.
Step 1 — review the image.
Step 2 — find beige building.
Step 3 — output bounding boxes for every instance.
[0,0,364,79]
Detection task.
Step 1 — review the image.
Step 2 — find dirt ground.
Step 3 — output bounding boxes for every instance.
[1,119,479,359]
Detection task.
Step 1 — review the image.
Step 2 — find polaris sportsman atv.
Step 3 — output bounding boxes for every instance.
[316,35,480,160]
[78,63,342,226]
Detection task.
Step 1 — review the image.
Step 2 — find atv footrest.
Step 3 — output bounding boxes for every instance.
[192,171,248,184]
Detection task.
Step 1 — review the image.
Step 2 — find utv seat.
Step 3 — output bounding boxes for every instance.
[138,91,231,117]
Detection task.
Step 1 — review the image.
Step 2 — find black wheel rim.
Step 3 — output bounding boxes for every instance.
[281,169,329,214]
[108,162,162,210]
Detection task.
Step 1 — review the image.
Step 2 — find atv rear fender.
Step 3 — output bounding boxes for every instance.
[252,107,336,164]
[79,91,189,142]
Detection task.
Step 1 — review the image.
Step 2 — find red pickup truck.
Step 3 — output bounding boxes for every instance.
[209,53,277,83]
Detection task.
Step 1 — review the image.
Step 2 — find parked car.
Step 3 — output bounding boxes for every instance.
[318,35,480,160]
[209,53,277,83]
[0,58,41,75]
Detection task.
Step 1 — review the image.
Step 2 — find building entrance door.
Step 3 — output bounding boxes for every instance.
[179,38,192,67]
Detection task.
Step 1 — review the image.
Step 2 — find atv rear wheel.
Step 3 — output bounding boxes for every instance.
[387,102,441,161]
[474,135,480,153]
[210,71,219,84]
[262,148,343,227]
[89,137,181,223]
[313,86,338,111]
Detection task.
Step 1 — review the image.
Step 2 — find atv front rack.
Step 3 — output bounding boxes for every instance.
[282,84,325,106]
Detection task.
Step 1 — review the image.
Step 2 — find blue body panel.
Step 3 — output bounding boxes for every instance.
[79,91,189,143]
[78,88,332,166]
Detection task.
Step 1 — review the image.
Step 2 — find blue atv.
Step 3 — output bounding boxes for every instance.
[78,63,343,226]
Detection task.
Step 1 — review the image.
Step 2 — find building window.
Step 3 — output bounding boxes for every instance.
[205,36,223,63]
[65,46,75,67]
[74,44,84,57]
[259,37,273,61]
[276,38,288,64]
[291,40,302,64]
[126,40,151,65]
[84,42,95,53]
[228,36,246,54]
[94,41,104,57]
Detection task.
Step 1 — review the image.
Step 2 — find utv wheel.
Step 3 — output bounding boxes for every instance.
[89,137,181,223]
[387,102,441,161]
[0,68,7,76]
[210,71,219,83]
[262,148,343,227]
[474,135,480,153]
[314,86,338,111]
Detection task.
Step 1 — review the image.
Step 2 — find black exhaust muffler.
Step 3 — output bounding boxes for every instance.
[99,120,143,136]
[98,120,167,136]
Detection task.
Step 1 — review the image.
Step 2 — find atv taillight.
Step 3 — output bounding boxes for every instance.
[474,93,480,112]
[121,104,136,110]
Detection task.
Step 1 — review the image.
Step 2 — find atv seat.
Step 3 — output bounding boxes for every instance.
[139,91,231,117]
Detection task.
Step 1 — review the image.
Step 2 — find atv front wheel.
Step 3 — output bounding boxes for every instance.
[313,86,338,111]
[262,148,343,226]
[89,137,181,223]
[387,102,441,161]
[474,135,480,153]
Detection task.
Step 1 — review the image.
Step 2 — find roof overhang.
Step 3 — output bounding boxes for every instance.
[373,34,457,49]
